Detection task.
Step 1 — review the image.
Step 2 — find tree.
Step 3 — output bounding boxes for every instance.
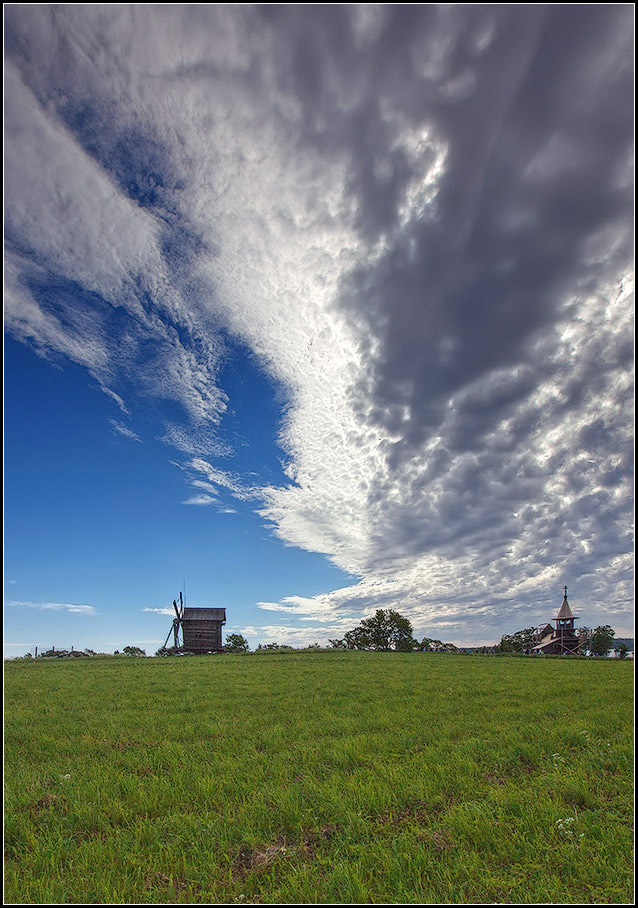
[577,626,593,654]
[225,633,250,653]
[339,626,372,650]
[590,625,615,656]
[122,645,146,656]
[417,637,458,653]
[330,610,417,652]
[496,627,537,653]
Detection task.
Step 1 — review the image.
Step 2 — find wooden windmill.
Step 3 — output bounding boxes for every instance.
[161,592,227,654]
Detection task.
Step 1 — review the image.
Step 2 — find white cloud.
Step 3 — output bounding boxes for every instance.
[109,420,142,443]
[181,495,219,507]
[7,600,96,615]
[240,624,350,649]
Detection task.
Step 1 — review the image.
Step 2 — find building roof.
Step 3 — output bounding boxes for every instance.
[555,593,576,620]
[532,630,556,652]
[182,607,226,622]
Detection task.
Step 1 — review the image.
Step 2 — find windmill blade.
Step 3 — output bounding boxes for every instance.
[179,591,184,618]
[173,598,181,622]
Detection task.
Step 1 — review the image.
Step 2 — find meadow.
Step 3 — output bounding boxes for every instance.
[4,652,634,904]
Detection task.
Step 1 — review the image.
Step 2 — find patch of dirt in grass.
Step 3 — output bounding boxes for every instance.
[234,837,288,876]
[70,826,108,843]
[417,828,457,851]
[376,798,453,826]
[144,871,201,897]
[483,771,508,786]
[27,793,68,814]
[297,824,339,858]
[109,739,146,751]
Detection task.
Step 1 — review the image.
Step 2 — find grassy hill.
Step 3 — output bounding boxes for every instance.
[4,652,633,904]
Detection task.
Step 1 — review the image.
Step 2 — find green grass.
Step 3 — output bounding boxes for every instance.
[4,653,634,903]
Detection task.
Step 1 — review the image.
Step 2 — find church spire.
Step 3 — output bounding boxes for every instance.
[556,586,575,621]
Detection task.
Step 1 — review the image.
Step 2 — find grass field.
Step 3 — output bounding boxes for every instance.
[4,652,634,904]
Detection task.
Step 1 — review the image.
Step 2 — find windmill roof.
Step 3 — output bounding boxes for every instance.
[182,607,226,622]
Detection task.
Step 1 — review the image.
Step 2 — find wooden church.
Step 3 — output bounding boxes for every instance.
[531,587,580,655]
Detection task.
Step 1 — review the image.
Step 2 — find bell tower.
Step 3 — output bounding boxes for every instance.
[552,586,580,654]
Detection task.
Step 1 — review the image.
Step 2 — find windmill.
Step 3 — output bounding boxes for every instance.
[161,592,184,652]
[160,591,227,654]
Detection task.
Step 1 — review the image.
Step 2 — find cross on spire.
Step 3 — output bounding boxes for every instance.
[564,585,568,597]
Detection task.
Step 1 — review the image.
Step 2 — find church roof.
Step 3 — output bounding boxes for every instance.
[532,630,555,651]
[555,590,576,620]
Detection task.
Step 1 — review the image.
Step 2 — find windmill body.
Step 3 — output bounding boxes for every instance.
[162,593,226,654]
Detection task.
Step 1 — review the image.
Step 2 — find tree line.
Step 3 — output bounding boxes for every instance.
[21,646,147,659]
[225,611,461,654]
[159,611,624,657]
[20,614,624,660]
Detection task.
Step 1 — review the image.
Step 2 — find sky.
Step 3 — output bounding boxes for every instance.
[4,4,634,657]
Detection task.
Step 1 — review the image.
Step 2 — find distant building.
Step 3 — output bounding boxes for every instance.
[181,607,226,653]
[531,587,581,655]
[161,594,227,654]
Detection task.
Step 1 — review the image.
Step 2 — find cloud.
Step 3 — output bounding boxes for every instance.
[109,419,142,443]
[181,495,219,507]
[7,600,96,615]
[142,608,176,616]
[4,6,633,638]
[187,459,261,501]
[240,624,353,649]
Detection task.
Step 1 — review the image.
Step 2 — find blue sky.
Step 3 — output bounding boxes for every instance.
[4,5,634,656]
[4,333,356,653]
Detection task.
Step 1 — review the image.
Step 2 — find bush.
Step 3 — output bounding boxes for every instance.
[224,634,250,653]
[155,645,178,657]
[122,646,146,657]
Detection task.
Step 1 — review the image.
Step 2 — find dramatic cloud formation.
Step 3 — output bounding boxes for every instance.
[4,5,633,643]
